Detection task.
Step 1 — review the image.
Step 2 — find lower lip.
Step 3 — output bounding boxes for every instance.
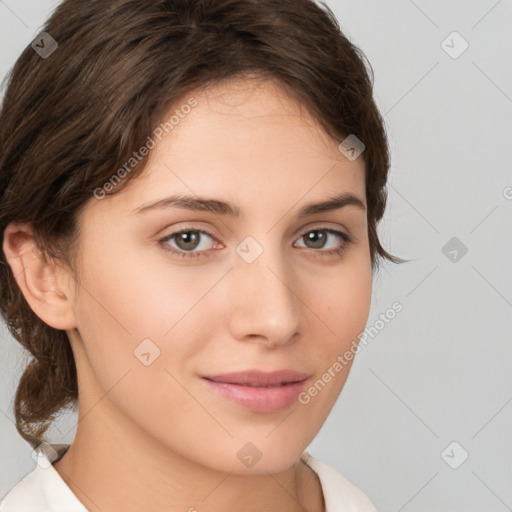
[202,378,307,413]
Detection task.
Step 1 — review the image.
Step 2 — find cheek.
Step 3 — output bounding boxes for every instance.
[69,253,218,453]
[306,250,373,348]
[71,238,227,395]
[298,251,372,400]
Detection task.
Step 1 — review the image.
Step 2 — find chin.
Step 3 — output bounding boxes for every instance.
[198,437,310,476]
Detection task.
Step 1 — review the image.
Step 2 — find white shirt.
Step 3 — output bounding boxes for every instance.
[1,444,377,511]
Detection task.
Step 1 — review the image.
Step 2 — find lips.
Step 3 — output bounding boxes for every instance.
[201,370,310,412]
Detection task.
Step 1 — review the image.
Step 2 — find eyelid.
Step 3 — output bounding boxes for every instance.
[296,221,350,237]
[159,222,354,259]
[160,222,351,242]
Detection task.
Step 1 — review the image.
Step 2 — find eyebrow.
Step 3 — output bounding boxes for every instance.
[133,192,366,217]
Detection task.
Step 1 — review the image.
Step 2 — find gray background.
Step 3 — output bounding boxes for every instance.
[1,1,511,510]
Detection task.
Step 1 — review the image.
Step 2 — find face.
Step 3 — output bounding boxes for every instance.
[65,78,372,474]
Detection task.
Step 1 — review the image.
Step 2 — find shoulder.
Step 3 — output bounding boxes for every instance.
[300,451,378,512]
[1,465,47,511]
[0,443,87,512]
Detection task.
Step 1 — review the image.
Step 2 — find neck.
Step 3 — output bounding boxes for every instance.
[53,398,324,512]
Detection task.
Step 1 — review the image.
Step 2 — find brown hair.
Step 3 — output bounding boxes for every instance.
[0,0,404,449]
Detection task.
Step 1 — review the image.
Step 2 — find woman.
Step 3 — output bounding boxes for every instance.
[0,0,402,510]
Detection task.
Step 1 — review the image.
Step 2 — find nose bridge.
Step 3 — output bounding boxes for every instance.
[229,235,301,345]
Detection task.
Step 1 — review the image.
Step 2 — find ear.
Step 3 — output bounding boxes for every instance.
[2,221,77,330]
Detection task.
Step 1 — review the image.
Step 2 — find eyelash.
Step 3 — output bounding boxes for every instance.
[159,226,354,260]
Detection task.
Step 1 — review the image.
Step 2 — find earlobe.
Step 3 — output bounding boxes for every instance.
[2,222,77,330]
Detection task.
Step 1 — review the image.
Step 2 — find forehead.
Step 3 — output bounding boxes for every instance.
[88,78,366,220]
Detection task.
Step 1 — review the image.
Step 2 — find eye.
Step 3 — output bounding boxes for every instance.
[294,228,353,257]
[160,228,220,259]
[159,226,353,260]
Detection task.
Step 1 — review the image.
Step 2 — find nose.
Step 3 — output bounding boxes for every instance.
[227,245,302,348]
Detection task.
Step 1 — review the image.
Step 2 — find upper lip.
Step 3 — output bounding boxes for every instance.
[202,370,310,387]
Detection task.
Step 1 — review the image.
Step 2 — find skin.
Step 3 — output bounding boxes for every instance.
[3,77,372,512]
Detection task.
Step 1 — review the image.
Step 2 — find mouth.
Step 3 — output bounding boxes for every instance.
[201,370,310,413]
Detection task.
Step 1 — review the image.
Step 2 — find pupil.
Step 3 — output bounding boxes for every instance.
[306,231,326,249]
[178,231,199,250]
